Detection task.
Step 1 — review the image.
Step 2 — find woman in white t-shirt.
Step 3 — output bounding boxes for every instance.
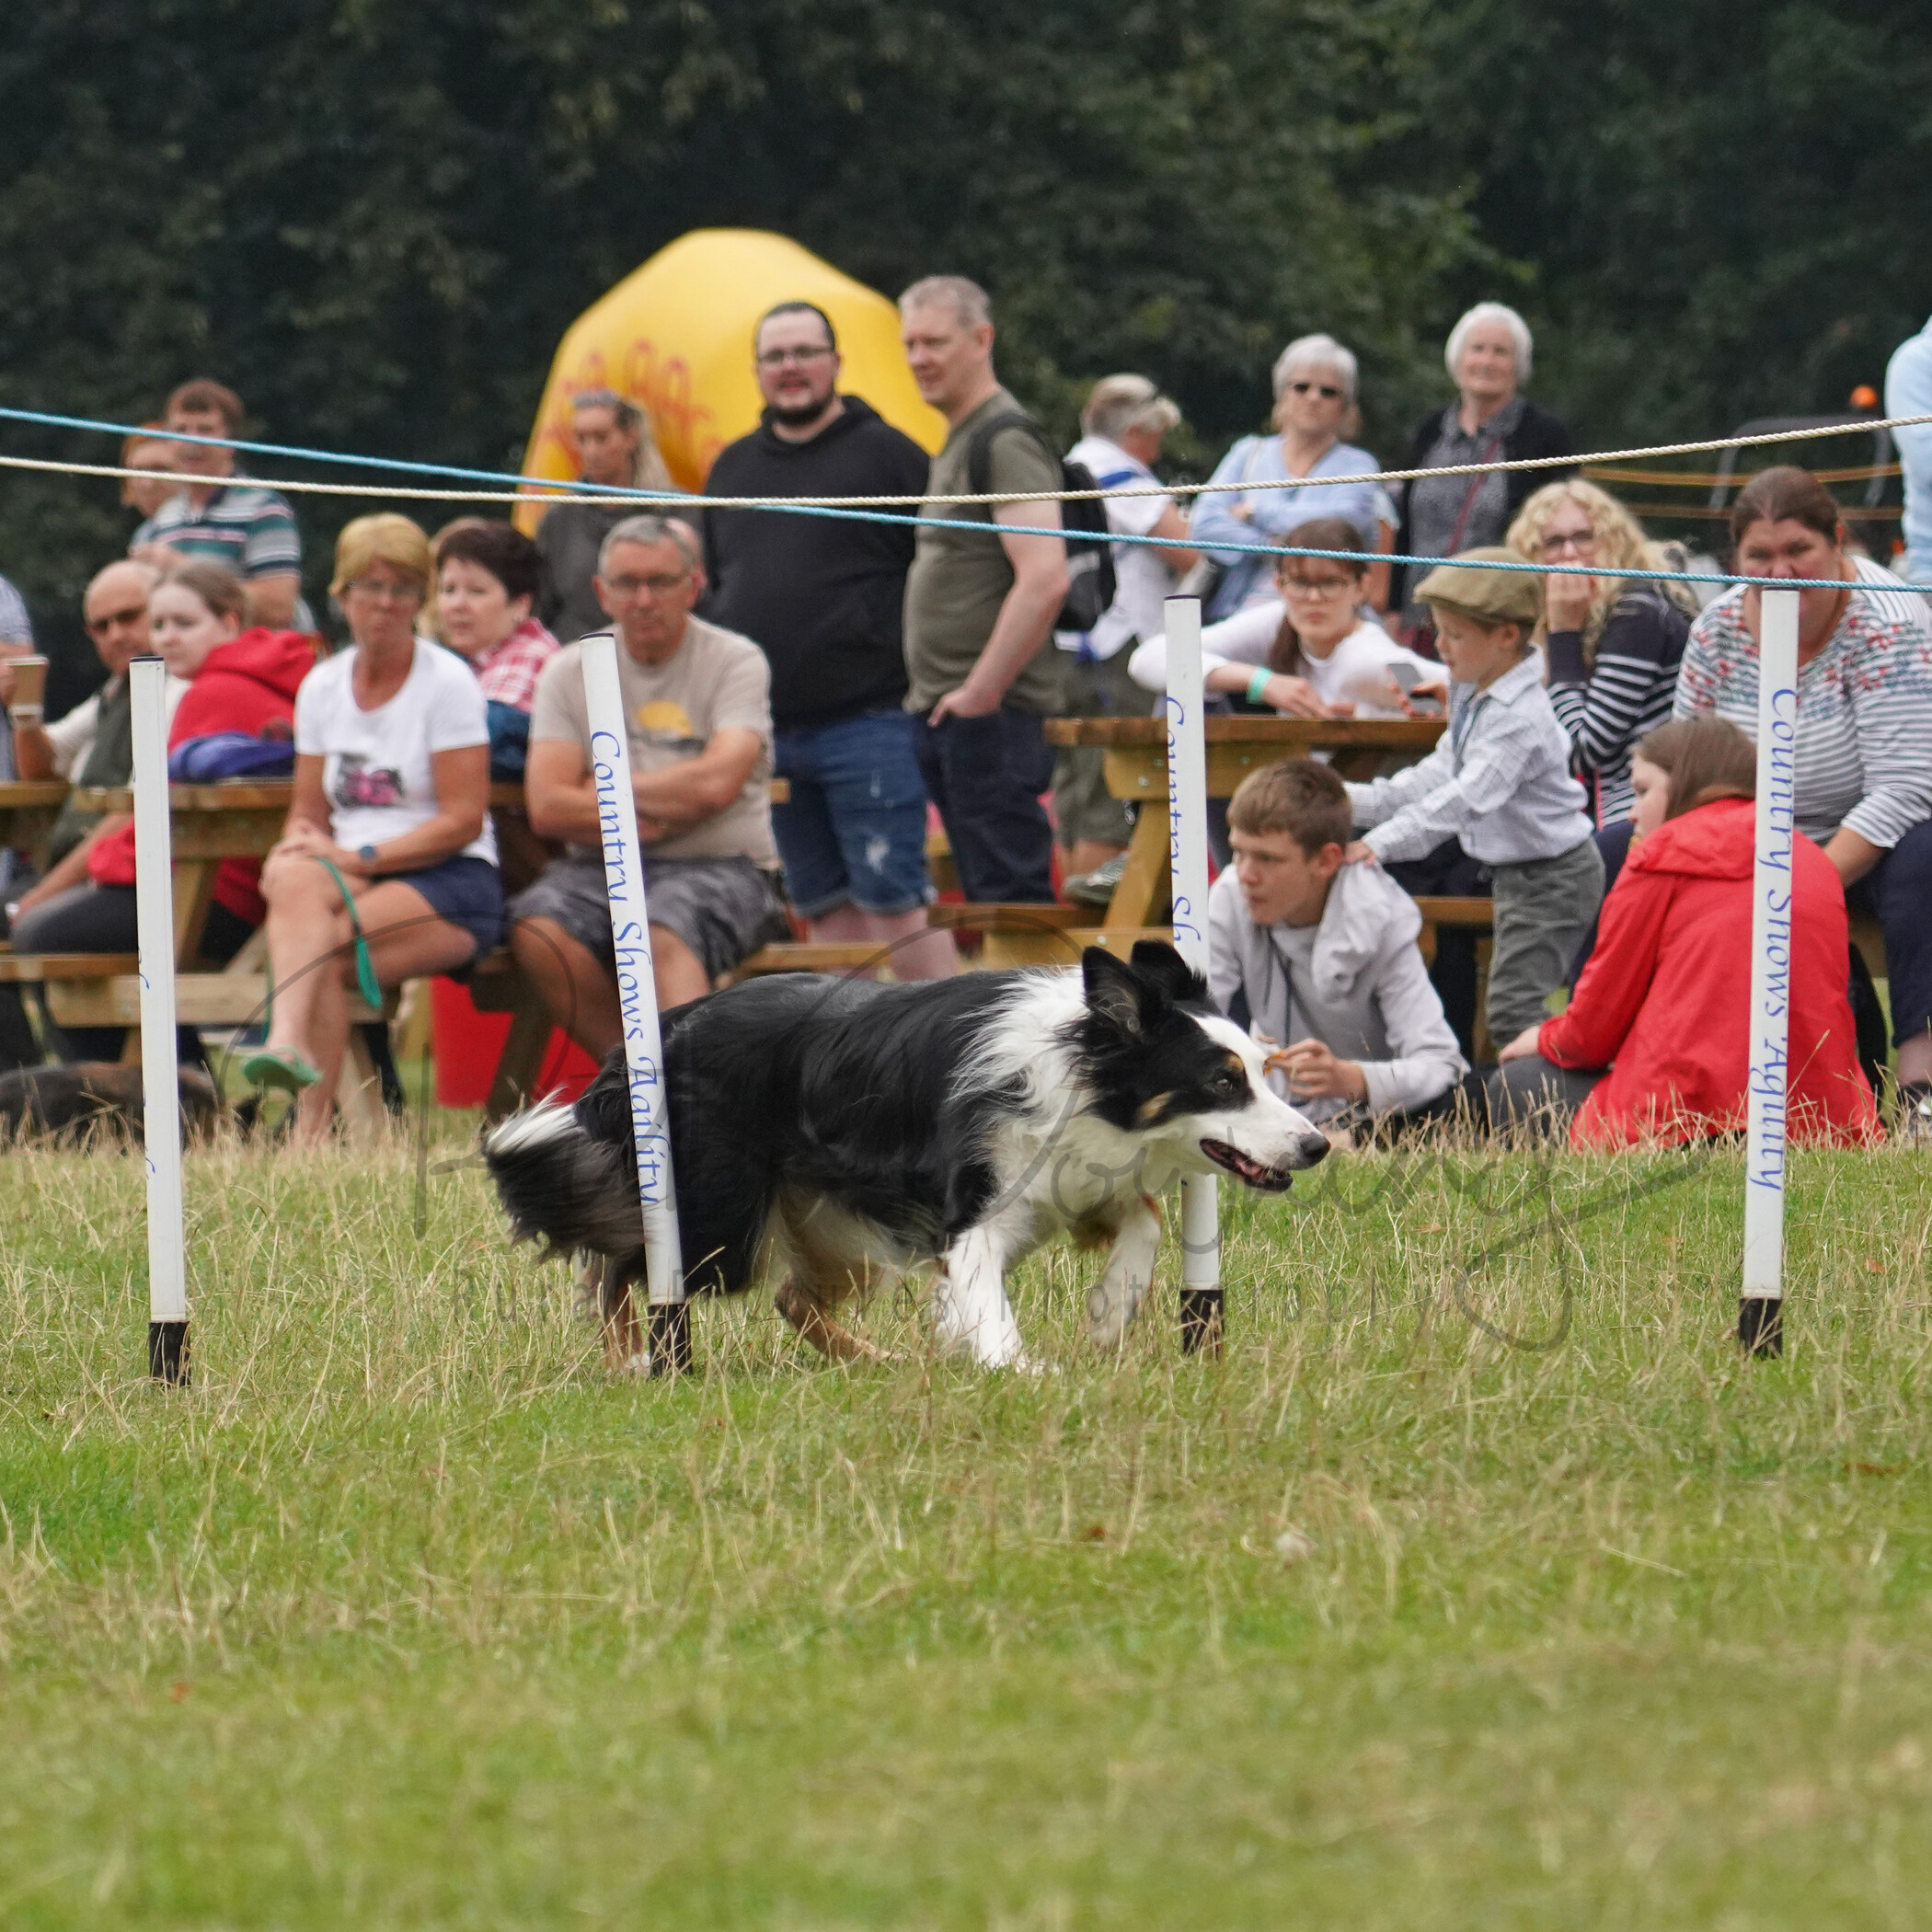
[1129,518,1436,718]
[245,514,502,1135]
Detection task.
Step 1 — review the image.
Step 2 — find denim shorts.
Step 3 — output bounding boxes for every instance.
[395,855,504,962]
[772,707,932,917]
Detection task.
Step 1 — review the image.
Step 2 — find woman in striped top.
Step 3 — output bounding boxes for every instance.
[1673,465,1932,1125]
[1508,480,1695,828]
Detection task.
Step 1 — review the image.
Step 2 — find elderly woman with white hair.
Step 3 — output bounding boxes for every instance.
[1190,334,1397,620]
[1056,374,1200,880]
[1392,302,1575,638]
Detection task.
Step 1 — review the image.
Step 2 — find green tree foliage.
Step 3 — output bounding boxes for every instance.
[1410,0,1932,438]
[0,0,1926,650]
[0,0,1471,642]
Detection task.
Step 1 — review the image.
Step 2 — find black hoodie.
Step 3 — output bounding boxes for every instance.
[701,396,931,732]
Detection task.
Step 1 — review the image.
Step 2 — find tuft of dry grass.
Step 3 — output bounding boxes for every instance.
[2,1123,1930,1927]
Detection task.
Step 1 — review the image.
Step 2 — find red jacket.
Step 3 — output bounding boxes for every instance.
[90,628,318,926]
[1538,796,1879,1148]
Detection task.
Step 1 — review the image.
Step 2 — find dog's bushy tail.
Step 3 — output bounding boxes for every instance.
[483,1101,643,1260]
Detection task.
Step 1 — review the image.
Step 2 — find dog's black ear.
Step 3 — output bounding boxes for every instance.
[1082,946,1147,1036]
[1129,939,1207,1006]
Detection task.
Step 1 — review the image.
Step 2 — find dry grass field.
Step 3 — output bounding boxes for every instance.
[3,1121,1931,1927]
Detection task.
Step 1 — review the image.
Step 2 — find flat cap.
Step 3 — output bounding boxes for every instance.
[1414,546,1543,627]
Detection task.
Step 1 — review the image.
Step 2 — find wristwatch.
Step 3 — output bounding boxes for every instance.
[358,844,379,869]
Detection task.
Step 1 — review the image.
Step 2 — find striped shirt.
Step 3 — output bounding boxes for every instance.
[1673,555,1932,848]
[471,616,560,712]
[1547,582,1690,826]
[131,477,301,581]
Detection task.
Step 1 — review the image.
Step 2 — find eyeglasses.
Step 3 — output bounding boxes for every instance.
[604,572,691,600]
[86,606,148,636]
[344,579,423,603]
[1288,381,1344,400]
[1539,529,1597,558]
[754,346,834,369]
[1281,575,1355,597]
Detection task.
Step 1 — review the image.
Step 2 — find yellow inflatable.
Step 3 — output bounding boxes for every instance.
[517,229,946,528]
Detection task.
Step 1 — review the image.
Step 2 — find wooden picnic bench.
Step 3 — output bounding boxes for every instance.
[1041,715,1445,931]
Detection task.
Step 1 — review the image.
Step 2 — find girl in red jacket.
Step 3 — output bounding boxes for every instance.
[1490,716,1880,1147]
[13,560,316,1057]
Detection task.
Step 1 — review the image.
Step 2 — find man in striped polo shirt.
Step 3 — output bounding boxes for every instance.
[130,379,305,629]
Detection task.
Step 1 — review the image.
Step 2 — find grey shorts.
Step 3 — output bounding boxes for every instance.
[508,851,791,983]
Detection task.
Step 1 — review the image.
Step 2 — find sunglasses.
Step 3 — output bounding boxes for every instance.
[1288,381,1343,400]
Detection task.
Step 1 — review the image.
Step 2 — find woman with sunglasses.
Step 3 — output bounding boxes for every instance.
[245,513,502,1139]
[1190,336,1397,619]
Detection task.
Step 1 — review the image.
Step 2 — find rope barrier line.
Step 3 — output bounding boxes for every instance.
[2,398,1929,512]
[0,445,1924,594]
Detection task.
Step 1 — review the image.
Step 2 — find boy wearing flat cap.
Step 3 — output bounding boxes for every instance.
[1343,546,1604,1053]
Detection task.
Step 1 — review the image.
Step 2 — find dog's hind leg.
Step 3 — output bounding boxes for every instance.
[770,1196,901,1365]
[1087,1193,1163,1351]
[774,1275,895,1365]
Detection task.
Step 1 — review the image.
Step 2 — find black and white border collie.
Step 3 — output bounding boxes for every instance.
[484,942,1328,1369]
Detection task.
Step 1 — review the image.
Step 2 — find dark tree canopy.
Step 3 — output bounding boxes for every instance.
[1,0,1926,664]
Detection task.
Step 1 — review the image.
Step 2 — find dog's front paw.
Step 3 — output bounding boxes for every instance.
[1086,1277,1148,1352]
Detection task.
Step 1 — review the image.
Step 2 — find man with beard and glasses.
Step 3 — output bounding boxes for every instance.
[701,301,955,976]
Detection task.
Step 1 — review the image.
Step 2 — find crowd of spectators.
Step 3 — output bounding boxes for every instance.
[2,293,1928,1149]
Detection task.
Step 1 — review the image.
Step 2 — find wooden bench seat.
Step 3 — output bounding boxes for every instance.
[1412,895,1495,930]
[0,951,141,984]
[730,942,888,976]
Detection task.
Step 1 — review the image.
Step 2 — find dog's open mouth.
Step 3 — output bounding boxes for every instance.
[1200,1139,1295,1191]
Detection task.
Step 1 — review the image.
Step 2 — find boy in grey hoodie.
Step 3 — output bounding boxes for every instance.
[1209,757,1469,1137]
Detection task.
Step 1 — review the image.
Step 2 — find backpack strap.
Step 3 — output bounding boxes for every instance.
[964,409,1055,511]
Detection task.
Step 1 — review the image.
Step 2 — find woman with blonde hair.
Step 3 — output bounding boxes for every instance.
[245,512,501,1137]
[1506,477,1695,831]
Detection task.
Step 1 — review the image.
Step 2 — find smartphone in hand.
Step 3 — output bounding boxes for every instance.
[1387,660,1445,712]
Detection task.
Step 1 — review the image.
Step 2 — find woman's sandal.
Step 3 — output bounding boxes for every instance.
[241,1046,321,1095]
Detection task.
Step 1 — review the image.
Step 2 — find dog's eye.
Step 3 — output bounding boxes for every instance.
[1214,1067,1246,1098]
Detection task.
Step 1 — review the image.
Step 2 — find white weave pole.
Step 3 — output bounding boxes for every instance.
[1741,585,1800,1356]
[581,636,689,1374]
[1163,594,1223,1354]
[132,656,189,1385]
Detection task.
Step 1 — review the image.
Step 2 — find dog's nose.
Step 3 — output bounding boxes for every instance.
[1296,1132,1330,1166]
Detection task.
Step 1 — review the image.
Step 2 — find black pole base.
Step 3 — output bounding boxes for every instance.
[1179,1287,1225,1358]
[1738,1296,1784,1358]
[647,1301,694,1376]
[148,1320,190,1386]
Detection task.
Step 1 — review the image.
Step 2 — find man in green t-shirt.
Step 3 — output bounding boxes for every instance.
[899,276,1068,903]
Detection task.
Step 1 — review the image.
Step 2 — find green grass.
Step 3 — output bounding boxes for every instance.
[3,1125,1932,1927]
